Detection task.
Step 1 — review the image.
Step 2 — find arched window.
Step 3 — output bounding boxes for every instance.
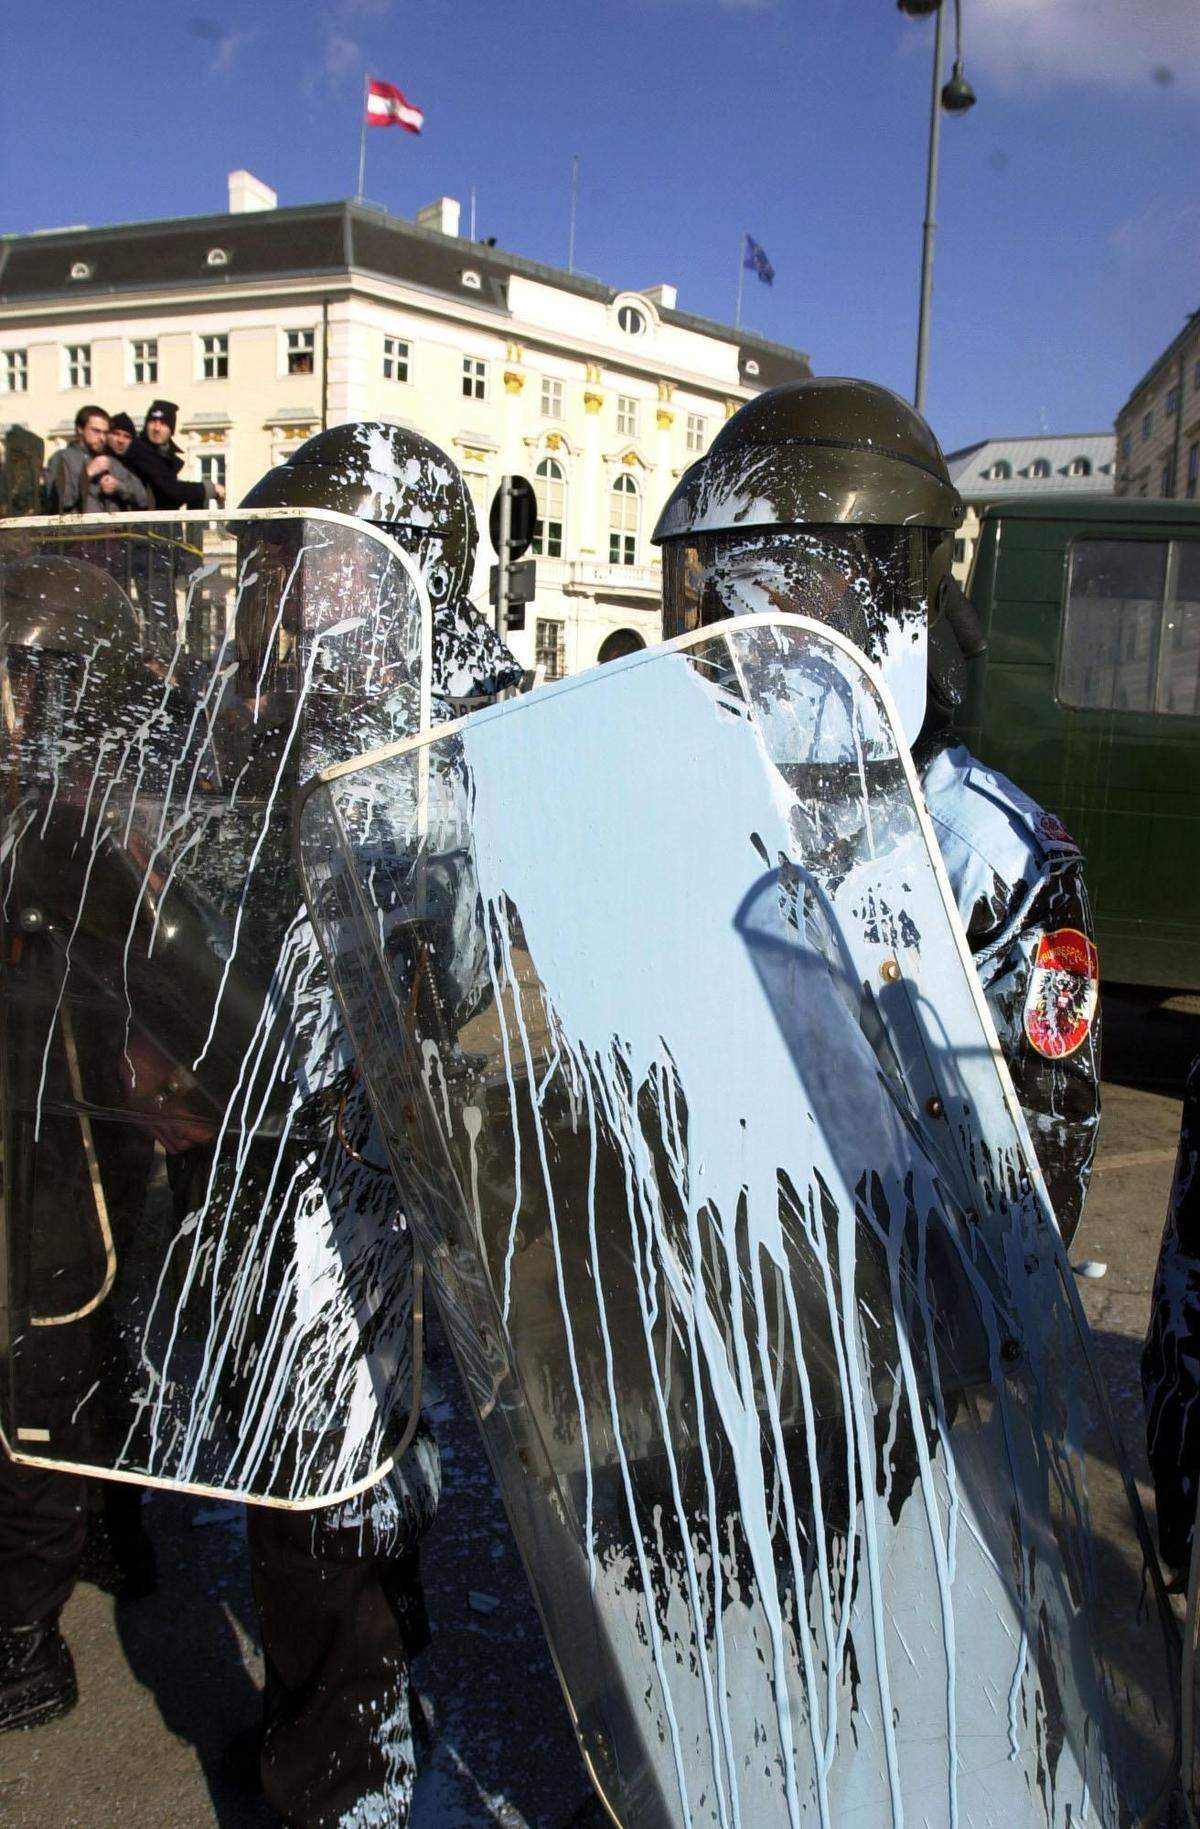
[617,303,646,336]
[986,459,1012,481]
[1067,456,1092,477]
[1028,458,1051,479]
[609,473,639,566]
[598,629,646,663]
[532,457,565,557]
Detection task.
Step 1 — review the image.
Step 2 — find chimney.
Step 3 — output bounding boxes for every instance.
[643,284,677,311]
[228,170,278,214]
[415,196,462,239]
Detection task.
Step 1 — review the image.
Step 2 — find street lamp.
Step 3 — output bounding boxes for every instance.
[899,0,976,413]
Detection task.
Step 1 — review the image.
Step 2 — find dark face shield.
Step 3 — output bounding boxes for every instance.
[662,525,936,744]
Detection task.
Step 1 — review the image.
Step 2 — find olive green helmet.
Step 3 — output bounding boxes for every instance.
[653,378,963,545]
[240,422,477,615]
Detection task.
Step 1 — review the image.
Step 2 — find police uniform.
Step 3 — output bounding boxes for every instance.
[921,742,1101,1244]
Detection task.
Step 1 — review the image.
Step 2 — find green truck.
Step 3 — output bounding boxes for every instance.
[957,494,1200,989]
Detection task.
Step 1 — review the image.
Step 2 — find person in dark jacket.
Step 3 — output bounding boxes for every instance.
[43,405,151,514]
[123,400,224,510]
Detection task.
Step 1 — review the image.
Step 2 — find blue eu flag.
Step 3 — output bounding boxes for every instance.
[744,235,775,287]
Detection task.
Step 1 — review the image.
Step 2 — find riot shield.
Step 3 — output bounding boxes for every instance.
[0,509,430,1505]
[298,613,1179,1827]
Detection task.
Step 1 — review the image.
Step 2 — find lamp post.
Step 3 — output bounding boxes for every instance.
[899,0,976,414]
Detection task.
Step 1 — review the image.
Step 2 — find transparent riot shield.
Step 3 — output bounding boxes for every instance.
[298,612,1179,1827]
[0,510,430,1505]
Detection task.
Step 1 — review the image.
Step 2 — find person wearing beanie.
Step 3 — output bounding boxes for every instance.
[123,400,224,510]
[105,412,136,461]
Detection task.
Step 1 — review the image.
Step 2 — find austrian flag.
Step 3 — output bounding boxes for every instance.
[366,79,424,134]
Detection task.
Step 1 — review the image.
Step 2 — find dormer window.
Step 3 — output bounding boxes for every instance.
[206,247,230,268]
[68,261,93,282]
[985,460,1012,481]
[1066,456,1092,478]
[1028,458,1051,479]
[461,268,482,291]
[617,303,646,336]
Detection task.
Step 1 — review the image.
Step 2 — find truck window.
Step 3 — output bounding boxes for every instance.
[1059,539,1167,712]
[1160,541,1200,716]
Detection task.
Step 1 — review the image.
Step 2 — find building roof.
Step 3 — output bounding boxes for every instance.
[0,199,810,388]
[1116,309,1200,416]
[945,432,1115,497]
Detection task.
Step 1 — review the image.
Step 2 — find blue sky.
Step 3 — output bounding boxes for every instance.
[2,0,1197,453]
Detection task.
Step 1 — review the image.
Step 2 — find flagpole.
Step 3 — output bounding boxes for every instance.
[734,231,746,329]
[567,154,580,273]
[356,73,369,201]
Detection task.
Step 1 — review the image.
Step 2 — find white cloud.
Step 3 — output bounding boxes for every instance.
[211,26,258,74]
[966,0,1200,97]
[323,31,362,84]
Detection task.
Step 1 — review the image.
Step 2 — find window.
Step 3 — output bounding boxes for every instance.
[206,247,229,268]
[1028,458,1051,479]
[3,350,27,394]
[616,395,639,438]
[460,269,482,291]
[1142,412,1153,441]
[286,329,315,375]
[462,469,489,524]
[1188,443,1199,501]
[1066,456,1092,478]
[540,377,563,420]
[462,357,487,401]
[617,304,645,336]
[1167,386,1181,415]
[202,334,228,380]
[383,336,410,382]
[65,343,91,389]
[609,473,639,565]
[686,413,707,454]
[69,261,93,282]
[131,338,158,385]
[1058,537,1200,716]
[532,457,565,557]
[987,459,1012,481]
[535,618,566,681]
[1121,433,1132,460]
[198,453,226,495]
[1161,461,1175,497]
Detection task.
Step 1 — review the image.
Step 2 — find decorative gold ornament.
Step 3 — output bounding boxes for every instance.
[656,408,674,431]
[656,380,673,402]
[505,341,524,364]
[583,390,603,414]
[622,450,639,467]
[585,362,602,384]
[724,398,739,419]
[197,429,226,444]
[545,432,563,450]
[503,370,525,394]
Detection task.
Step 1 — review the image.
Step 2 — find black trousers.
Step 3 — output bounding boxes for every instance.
[247,1428,440,1829]
[0,1451,86,1627]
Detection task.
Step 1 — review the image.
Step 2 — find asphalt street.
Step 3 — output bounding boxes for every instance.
[1,985,1196,1829]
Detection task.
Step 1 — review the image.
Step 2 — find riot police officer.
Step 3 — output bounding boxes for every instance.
[235,424,521,1828]
[652,377,1101,1243]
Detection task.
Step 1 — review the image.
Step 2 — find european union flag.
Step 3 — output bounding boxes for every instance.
[744,235,775,287]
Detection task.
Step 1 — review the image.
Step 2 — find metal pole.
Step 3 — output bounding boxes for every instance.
[469,187,477,240]
[496,476,511,639]
[914,6,944,414]
[567,155,580,273]
[734,232,746,330]
[356,74,369,201]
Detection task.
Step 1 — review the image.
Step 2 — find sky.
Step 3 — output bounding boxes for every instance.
[1,0,1198,454]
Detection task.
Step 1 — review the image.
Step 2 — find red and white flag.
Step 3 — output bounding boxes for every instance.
[366,79,424,134]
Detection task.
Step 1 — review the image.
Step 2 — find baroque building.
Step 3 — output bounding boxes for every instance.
[0,171,810,676]
[1113,307,1200,503]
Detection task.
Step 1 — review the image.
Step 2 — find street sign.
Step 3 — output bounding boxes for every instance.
[488,558,536,606]
[488,476,537,561]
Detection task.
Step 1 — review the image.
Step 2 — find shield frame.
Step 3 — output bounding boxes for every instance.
[0,506,434,1509]
[295,609,1180,1817]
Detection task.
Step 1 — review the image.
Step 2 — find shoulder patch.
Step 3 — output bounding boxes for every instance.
[963,763,1082,862]
[1023,927,1099,1058]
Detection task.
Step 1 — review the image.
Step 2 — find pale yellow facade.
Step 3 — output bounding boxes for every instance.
[0,191,809,675]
